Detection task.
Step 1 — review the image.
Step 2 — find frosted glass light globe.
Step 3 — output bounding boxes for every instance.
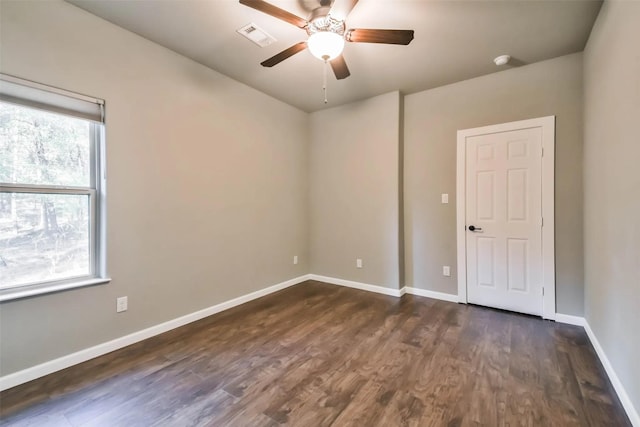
[307,32,345,60]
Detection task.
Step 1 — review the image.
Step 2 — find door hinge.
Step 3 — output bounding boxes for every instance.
[540,217,544,227]
[541,147,544,157]
[542,287,545,296]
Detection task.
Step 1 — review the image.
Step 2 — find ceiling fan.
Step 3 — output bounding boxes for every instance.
[239,0,415,80]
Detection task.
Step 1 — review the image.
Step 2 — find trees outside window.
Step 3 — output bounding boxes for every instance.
[0,98,105,292]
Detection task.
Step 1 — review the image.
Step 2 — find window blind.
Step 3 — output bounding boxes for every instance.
[0,73,104,123]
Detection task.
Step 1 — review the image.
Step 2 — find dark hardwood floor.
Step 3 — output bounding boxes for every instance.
[0,281,631,426]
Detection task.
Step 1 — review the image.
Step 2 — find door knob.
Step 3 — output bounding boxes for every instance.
[468,225,482,232]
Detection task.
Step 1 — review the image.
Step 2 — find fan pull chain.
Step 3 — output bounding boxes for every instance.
[323,57,328,104]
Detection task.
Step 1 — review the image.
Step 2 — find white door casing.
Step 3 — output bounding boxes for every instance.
[456,117,555,319]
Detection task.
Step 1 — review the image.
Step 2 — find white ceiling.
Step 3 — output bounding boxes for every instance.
[66,0,602,112]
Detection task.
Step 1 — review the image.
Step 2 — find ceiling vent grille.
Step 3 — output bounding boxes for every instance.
[237,23,277,48]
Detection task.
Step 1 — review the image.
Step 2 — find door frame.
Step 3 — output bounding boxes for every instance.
[456,116,556,320]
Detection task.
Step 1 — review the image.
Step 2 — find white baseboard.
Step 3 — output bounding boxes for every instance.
[553,313,639,426]
[307,275,460,304]
[0,274,311,392]
[554,313,586,326]
[583,321,640,427]
[404,287,459,303]
[308,274,403,297]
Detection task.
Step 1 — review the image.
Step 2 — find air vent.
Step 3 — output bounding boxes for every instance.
[237,23,277,48]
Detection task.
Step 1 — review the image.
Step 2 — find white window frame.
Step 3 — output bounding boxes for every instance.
[0,75,110,301]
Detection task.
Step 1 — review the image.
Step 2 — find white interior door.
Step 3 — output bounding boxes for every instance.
[464,126,543,316]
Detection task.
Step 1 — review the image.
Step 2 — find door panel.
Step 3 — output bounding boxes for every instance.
[476,171,496,220]
[476,237,496,288]
[465,127,542,315]
[507,169,528,221]
[507,238,528,292]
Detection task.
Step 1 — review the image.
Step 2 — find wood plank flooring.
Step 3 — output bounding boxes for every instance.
[0,281,631,426]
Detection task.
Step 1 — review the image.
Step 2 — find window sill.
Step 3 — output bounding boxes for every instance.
[0,277,112,302]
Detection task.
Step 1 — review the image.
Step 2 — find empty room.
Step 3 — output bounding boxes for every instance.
[0,0,638,425]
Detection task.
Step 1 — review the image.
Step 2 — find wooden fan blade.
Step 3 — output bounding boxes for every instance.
[328,0,359,20]
[261,42,307,67]
[239,0,308,29]
[346,29,415,45]
[330,55,350,80]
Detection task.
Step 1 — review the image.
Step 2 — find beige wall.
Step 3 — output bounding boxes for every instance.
[0,0,309,375]
[583,0,640,413]
[309,92,401,289]
[404,53,585,315]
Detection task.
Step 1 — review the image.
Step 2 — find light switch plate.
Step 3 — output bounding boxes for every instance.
[441,193,449,204]
[116,296,128,313]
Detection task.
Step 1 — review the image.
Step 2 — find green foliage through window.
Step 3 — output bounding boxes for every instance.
[0,102,95,288]
[0,103,91,187]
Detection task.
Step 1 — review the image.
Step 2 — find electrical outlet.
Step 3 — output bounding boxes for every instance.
[443,266,451,277]
[116,296,128,313]
[293,255,298,265]
[356,258,363,268]
[441,193,449,204]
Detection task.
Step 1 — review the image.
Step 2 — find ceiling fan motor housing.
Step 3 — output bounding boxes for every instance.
[306,6,345,37]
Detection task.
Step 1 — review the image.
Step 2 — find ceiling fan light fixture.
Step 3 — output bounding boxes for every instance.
[307,31,345,60]
[240,0,415,80]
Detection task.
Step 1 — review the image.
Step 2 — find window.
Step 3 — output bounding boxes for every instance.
[0,74,108,300]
